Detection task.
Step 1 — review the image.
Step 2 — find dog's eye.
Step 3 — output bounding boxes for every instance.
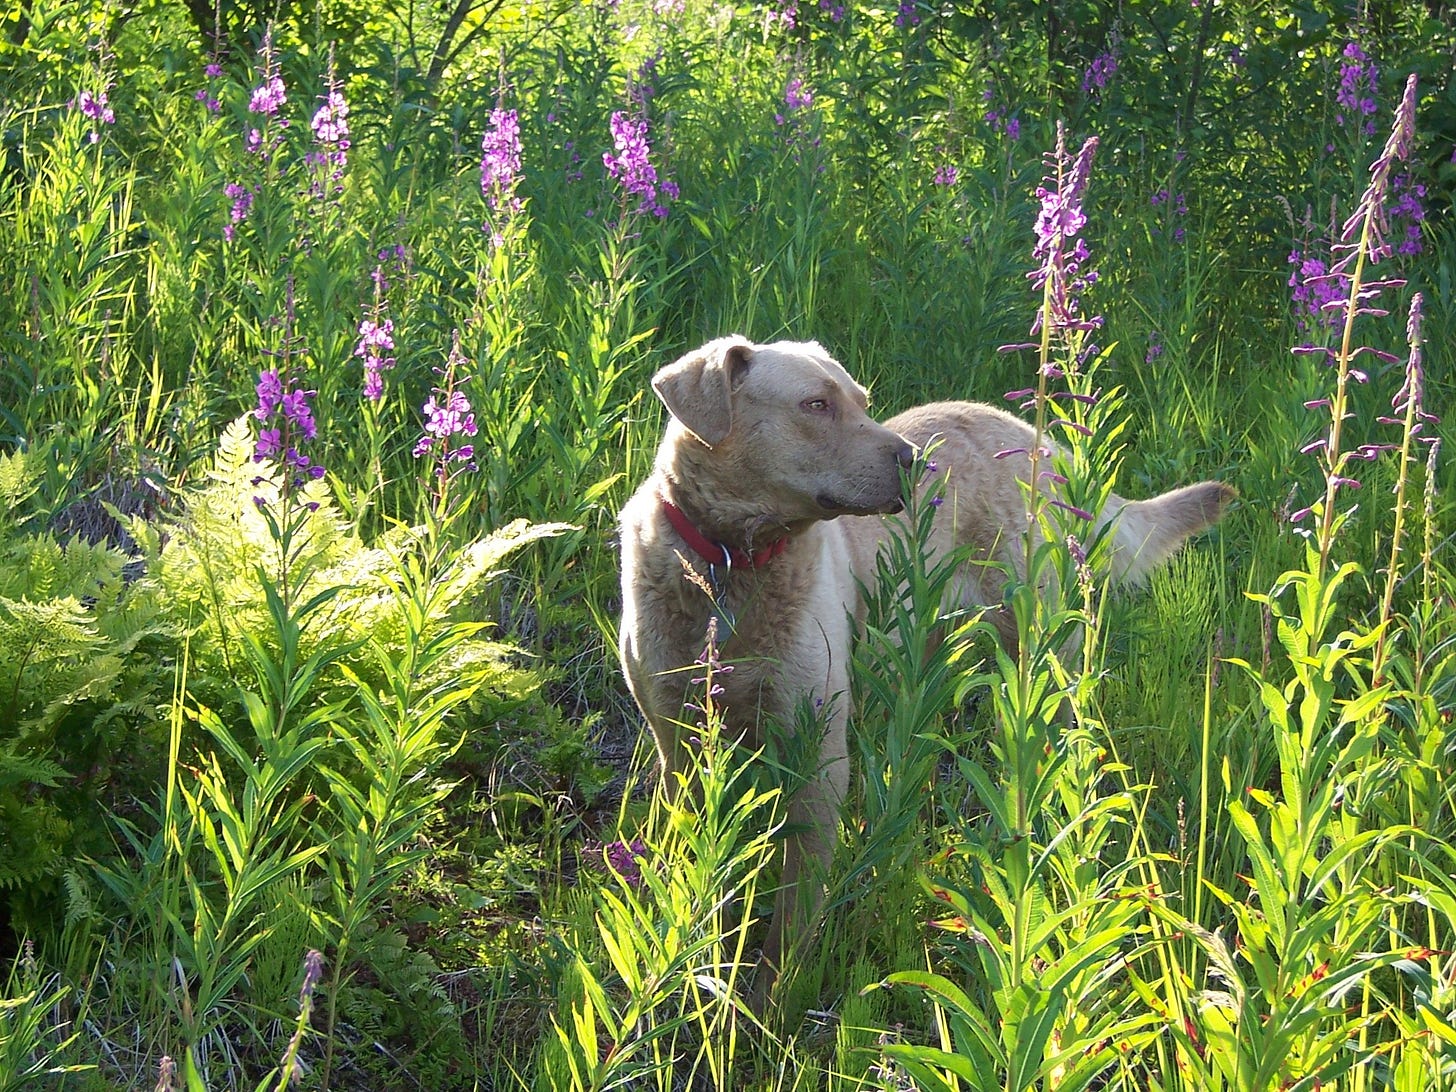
[801,398,831,414]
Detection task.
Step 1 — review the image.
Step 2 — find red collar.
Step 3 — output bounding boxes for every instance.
[660,498,789,570]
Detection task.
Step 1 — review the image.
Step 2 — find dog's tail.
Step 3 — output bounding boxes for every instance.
[1104,481,1236,586]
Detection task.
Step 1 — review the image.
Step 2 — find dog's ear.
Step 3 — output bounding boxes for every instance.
[651,337,754,447]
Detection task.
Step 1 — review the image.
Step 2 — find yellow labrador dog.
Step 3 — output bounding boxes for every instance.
[617,335,1231,982]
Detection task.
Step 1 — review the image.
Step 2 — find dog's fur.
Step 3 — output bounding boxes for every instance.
[617,335,1233,980]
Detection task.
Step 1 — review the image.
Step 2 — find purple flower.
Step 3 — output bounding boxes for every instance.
[354,280,396,403]
[983,90,1021,140]
[280,389,318,440]
[1382,292,1440,441]
[1028,124,1102,340]
[1336,41,1379,135]
[480,107,523,213]
[603,839,649,887]
[307,81,350,203]
[311,90,349,145]
[1390,172,1426,256]
[299,949,324,1005]
[249,74,286,116]
[72,88,115,142]
[894,1,920,29]
[764,1,798,31]
[255,368,284,419]
[1083,51,1118,94]
[417,391,475,447]
[256,427,282,460]
[933,164,959,187]
[222,182,256,240]
[603,109,672,217]
[818,0,845,20]
[1151,187,1189,243]
[775,76,820,155]
[240,33,288,165]
[253,368,324,482]
[414,337,479,479]
[75,89,115,126]
[1332,74,1417,280]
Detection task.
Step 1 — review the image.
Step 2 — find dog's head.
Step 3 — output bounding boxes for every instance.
[651,336,913,519]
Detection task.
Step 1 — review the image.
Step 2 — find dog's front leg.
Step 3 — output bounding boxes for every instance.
[758,705,848,1004]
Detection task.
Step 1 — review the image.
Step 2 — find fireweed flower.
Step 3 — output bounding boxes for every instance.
[1379,292,1439,444]
[775,75,817,146]
[1390,172,1426,256]
[253,367,325,485]
[603,109,673,217]
[1328,74,1417,294]
[895,1,921,29]
[248,38,286,118]
[415,389,476,456]
[354,266,396,401]
[73,88,115,142]
[414,337,478,498]
[1151,187,1188,243]
[307,74,350,204]
[933,164,960,187]
[1289,74,1418,556]
[630,54,660,107]
[480,107,523,213]
[1287,248,1347,332]
[603,839,649,887]
[243,31,288,162]
[763,1,798,32]
[1083,50,1118,95]
[1336,41,1379,135]
[982,91,1021,140]
[194,53,223,113]
[1028,124,1102,342]
[818,0,846,21]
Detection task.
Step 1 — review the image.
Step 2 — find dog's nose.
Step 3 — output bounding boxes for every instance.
[894,441,915,470]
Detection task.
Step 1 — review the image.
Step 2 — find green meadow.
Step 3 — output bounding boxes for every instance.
[0,1,1453,1087]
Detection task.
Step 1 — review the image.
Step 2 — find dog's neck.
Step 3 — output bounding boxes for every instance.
[652,426,826,562]
[656,472,798,566]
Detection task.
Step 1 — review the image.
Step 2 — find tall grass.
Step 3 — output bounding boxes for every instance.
[0,1,1451,1088]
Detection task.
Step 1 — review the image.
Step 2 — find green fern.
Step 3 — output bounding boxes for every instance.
[153,418,569,719]
[0,475,171,918]
[0,448,42,521]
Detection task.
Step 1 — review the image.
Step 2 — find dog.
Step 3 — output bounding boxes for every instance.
[617,335,1232,987]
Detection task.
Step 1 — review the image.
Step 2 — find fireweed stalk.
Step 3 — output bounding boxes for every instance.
[1001,121,1101,580]
[414,333,479,520]
[71,27,116,145]
[355,264,396,402]
[272,949,323,1091]
[353,258,397,504]
[251,279,325,610]
[306,51,350,235]
[224,30,287,241]
[480,103,523,245]
[1372,291,1439,681]
[1291,73,1417,576]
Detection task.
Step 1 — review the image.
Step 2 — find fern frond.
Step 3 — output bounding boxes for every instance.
[0,448,41,518]
[0,742,70,789]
